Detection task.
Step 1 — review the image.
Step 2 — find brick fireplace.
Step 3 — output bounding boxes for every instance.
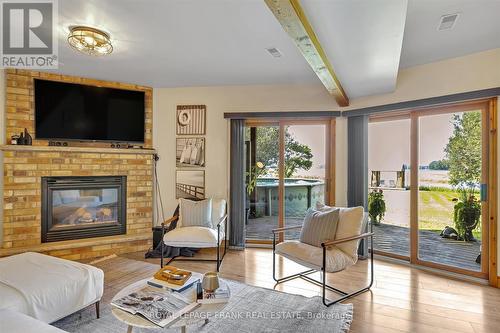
[0,70,155,260]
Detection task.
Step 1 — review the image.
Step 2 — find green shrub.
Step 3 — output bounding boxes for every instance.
[453,192,481,241]
[368,190,386,225]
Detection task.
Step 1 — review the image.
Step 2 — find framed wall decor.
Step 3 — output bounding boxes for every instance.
[175,170,205,199]
[176,137,205,168]
[176,105,206,135]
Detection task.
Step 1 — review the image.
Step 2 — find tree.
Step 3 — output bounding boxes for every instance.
[255,127,313,177]
[283,135,313,177]
[428,159,449,170]
[445,111,482,241]
[444,112,482,195]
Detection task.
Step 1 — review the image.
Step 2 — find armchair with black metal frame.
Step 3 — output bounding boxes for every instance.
[160,207,228,272]
[271,215,374,306]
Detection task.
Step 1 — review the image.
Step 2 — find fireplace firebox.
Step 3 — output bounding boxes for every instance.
[42,176,127,243]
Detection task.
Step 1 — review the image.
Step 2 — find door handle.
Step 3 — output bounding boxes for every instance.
[480,183,487,202]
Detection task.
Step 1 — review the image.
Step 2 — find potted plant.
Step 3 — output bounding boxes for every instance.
[452,192,480,241]
[368,189,386,225]
[245,162,265,223]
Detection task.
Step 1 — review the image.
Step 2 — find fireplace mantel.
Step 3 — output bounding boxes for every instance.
[0,144,156,155]
[2,145,155,259]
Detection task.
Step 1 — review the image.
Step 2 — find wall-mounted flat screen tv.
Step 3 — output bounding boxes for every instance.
[35,79,145,143]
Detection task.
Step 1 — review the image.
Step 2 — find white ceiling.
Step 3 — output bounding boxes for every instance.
[53,0,500,102]
[301,0,407,98]
[400,0,500,68]
[55,0,317,87]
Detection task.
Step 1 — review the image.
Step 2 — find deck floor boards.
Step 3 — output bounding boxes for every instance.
[246,217,481,272]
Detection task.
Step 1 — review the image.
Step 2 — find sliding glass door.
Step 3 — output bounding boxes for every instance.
[367,99,494,278]
[245,120,333,243]
[416,107,489,275]
[368,117,411,258]
[245,123,280,242]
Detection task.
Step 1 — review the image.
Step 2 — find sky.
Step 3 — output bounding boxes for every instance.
[260,111,477,179]
[287,124,326,178]
[368,113,457,171]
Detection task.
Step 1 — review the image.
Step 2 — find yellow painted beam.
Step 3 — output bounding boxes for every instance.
[265,0,349,106]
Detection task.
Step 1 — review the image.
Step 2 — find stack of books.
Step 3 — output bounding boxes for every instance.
[196,281,230,304]
[147,266,203,293]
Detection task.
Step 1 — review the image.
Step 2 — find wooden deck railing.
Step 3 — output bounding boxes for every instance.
[176,183,205,199]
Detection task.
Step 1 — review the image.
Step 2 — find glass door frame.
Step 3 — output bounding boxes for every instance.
[244,118,336,244]
[369,98,497,280]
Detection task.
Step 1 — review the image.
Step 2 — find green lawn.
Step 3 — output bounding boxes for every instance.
[418,190,482,239]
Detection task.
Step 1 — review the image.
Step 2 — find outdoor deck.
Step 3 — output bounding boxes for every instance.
[246,217,481,272]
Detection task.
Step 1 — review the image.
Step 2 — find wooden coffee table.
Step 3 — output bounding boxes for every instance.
[111,277,228,333]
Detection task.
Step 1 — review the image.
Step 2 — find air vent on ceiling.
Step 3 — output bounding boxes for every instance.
[266,47,282,58]
[438,13,459,31]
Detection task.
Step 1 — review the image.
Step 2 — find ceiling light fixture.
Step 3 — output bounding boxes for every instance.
[67,26,113,56]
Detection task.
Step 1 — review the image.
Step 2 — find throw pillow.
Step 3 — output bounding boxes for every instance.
[315,203,366,258]
[178,198,213,228]
[299,208,340,248]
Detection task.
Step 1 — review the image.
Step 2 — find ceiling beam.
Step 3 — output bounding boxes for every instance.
[264,0,349,106]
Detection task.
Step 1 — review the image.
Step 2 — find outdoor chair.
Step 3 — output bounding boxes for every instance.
[160,198,228,271]
[272,206,374,306]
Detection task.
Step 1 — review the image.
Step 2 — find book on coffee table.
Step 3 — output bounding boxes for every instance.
[147,271,203,292]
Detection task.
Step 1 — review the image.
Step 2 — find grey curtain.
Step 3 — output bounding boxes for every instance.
[347,115,369,208]
[347,115,369,258]
[229,119,246,249]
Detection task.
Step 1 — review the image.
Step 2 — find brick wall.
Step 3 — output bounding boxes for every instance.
[1,70,154,259]
[5,69,153,148]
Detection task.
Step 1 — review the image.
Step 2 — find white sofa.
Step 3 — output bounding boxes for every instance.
[0,309,67,333]
[0,252,104,331]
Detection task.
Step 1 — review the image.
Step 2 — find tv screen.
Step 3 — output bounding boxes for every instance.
[35,79,145,143]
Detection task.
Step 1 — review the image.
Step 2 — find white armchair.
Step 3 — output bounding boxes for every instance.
[272,206,373,306]
[160,198,228,271]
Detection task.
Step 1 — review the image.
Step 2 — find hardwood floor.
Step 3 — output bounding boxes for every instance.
[92,248,500,333]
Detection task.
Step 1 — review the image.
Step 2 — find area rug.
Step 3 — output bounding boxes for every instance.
[53,257,353,332]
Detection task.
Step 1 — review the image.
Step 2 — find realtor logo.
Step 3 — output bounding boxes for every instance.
[1,0,58,68]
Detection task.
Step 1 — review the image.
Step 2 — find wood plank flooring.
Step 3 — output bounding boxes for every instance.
[89,248,500,333]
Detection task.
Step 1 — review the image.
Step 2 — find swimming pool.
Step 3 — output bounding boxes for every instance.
[251,178,325,218]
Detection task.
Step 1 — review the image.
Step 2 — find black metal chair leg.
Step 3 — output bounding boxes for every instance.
[160,223,165,268]
[321,234,374,306]
[217,224,221,271]
[95,301,100,319]
[272,233,315,283]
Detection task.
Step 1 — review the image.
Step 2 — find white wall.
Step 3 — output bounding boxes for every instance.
[153,83,346,216]
[346,48,500,109]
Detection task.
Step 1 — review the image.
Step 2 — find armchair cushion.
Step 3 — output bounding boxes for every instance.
[178,198,212,228]
[275,240,356,273]
[316,203,366,260]
[299,208,340,248]
[211,198,227,226]
[163,226,224,248]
